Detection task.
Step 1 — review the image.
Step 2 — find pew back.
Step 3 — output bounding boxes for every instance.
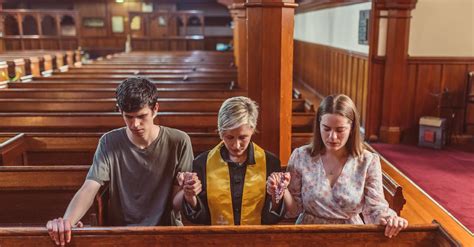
[0,225,460,246]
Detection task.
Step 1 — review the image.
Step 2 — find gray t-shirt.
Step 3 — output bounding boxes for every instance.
[86,126,193,226]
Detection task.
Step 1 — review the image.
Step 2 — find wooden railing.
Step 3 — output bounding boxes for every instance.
[0,224,460,246]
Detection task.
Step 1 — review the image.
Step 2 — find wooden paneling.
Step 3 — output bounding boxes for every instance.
[293,40,369,125]
[396,58,474,142]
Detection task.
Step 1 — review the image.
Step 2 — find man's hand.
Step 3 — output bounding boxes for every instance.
[181,172,202,208]
[46,218,83,246]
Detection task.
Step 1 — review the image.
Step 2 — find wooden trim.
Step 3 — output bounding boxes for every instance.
[296,0,369,14]
[295,39,369,59]
[245,2,298,8]
[408,56,474,64]
[0,224,455,244]
[374,0,418,10]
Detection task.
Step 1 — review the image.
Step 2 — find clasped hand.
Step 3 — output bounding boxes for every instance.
[177,172,202,203]
[266,172,291,202]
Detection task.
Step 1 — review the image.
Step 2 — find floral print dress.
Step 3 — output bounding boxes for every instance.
[286,145,396,224]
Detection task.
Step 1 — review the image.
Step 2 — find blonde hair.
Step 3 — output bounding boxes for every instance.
[218,96,258,136]
[309,94,364,157]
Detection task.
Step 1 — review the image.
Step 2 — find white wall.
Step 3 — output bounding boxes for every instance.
[409,0,474,57]
[294,2,372,54]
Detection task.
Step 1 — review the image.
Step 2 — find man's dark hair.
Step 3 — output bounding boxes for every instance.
[116,77,158,112]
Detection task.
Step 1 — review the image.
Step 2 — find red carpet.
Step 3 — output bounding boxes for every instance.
[370,143,474,232]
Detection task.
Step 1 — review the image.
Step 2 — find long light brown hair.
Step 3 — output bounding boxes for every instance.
[308,94,364,157]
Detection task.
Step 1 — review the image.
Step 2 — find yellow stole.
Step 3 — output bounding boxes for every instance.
[206,142,266,225]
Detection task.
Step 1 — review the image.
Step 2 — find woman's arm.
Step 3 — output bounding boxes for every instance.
[361,153,408,238]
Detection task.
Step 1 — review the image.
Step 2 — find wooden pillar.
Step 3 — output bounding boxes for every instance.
[36,13,43,49]
[230,1,247,90]
[366,0,418,144]
[17,13,24,50]
[55,14,62,50]
[246,0,297,163]
[0,15,5,52]
[74,13,81,49]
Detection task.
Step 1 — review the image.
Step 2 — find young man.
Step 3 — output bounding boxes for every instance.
[46,77,194,246]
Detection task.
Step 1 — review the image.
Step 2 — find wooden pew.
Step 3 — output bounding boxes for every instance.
[7,81,234,89]
[0,132,221,165]
[0,166,103,227]
[82,64,234,69]
[0,132,406,216]
[0,98,224,113]
[0,112,314,133]
[0,224,460,246]
[0,57,33,81]
[0,98,309,113]
[0,61,9,87]
[0,88,247,99]
[32,73,236,82]
[0,53,52,77]
[68,67,237,74]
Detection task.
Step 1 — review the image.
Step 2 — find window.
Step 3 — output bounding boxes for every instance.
[112,16,124,33]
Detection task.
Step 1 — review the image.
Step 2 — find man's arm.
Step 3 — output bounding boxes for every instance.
[46,179,101,246]
[63,179,102,224]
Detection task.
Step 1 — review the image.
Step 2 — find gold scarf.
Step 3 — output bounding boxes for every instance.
[206,142,266,225]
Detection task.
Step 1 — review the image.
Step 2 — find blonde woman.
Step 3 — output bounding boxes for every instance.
[177,96,285,225]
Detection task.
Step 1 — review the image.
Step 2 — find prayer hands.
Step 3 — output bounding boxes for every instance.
[266,172,291,203]
[46,218,83,246]
[379,215,408,238]
[177,172,202,207]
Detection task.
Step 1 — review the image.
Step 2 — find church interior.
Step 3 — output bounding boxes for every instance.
[0,0,472,246]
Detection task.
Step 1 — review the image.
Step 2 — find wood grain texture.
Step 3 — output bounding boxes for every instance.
[293,40,369,126]
[0,224,458,246]
[246,1,296,163]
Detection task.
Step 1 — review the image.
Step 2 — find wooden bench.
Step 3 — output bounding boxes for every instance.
[0,224,459,246]
[0,98,309,113]
[0,57,33,81]
[0,112,314,133]
[32,73,236,82]
[0,88,247,99]
[0,132,309,166]
[0,166,103,227]
[0,132,406,216]
[68,67,237,74]
[0,132,221,165]
[8,81,234,89]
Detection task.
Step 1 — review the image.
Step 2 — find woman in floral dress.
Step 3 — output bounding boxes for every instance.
[267,94,408,238]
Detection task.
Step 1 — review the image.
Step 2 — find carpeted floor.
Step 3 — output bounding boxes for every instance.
[370,143,474,232]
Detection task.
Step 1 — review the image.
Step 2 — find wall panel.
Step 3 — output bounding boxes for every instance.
[293,40,369,125]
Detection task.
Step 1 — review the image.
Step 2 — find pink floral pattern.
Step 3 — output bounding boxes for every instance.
[286,145,396,224]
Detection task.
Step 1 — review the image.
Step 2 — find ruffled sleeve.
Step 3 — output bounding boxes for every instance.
[362,153,397,224]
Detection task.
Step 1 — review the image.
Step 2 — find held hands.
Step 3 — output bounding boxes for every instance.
[266,172,291,204]
[379,215,408,238]
[46,218,83,246]
[176,172,202,208]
